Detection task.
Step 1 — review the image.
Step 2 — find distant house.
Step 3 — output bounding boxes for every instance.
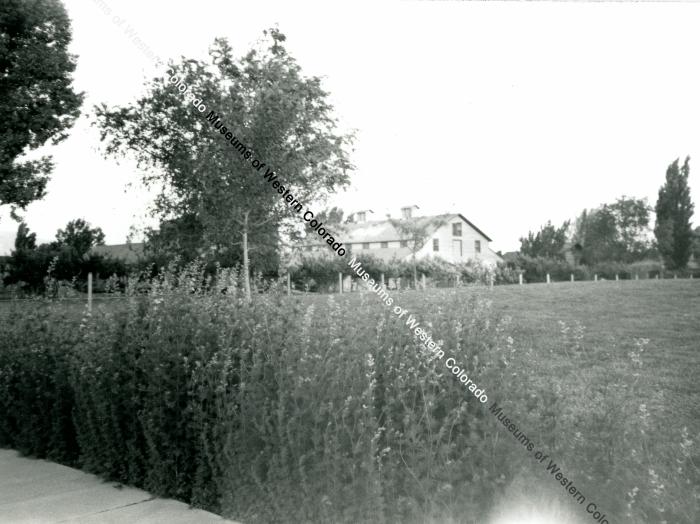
[92,243,145,264]
[301,207,503,266]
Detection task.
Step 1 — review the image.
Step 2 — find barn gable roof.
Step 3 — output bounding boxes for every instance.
[305,213,493,245]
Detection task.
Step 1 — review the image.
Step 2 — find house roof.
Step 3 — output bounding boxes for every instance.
[92,243,144,263]
[305,213,493,246]
[351,246,413,262]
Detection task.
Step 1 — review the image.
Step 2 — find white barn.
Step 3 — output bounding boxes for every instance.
[301,207,503,266]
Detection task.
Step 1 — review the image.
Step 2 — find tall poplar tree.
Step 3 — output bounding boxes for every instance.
[654,157,695,269]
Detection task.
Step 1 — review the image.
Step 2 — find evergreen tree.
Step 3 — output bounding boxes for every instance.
[654,157,695,269]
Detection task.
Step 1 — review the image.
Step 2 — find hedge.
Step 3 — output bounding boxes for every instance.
[0,264,516,522]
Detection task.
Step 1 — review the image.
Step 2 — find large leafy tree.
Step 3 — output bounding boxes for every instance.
[608,196,653,261]
[0,0,83,217]
[95,30,353,298]
[55,218,105,258]
[572,196,653,265]
[654,157,695,269]
[519,220,570,259]
[573,206,621,265]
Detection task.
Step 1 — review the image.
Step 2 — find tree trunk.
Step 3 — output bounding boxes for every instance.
[412,252,418,290]
[242,211,251,301]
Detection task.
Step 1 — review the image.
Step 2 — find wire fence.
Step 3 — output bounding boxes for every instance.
[0,270,697,305]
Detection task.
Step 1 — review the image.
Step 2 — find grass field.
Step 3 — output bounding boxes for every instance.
[473,280,698,523]
[487,279,700,398]
[486,280,700,425]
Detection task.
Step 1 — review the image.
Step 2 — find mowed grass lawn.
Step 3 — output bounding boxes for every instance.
[485,279,700,416]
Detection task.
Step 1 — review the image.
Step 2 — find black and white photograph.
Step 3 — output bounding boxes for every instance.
[0,1,698,523]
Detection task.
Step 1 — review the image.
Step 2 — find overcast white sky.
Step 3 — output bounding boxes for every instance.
[2,0,700,255]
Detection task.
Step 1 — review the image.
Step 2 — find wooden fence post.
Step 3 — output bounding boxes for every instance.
[594,274,598,282]
[489,273,494,290]
[615,274,619,281]
[456,274,460,287]
[635,274,639,280]
[87,272,93,312]
[422,273,426,290]
[338,272,343,293]
[546,273,550,284]
[570,273,574,282]
[381,273,385,288]
[287,273,291,295]
[674,273,677,279]
[519,273,523,285]
[656,274,659,280]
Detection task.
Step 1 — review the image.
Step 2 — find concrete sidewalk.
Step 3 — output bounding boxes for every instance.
[0,449,240,524]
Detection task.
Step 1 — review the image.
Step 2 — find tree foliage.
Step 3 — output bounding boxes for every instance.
[573,197,653,265]
[313,206,345,225]
[94,30,353,294]
[608,196,653,260]
[519,220,570,259]
[4,219,122,293]
[654,157,695,269]
[55,218,105,258]
[0,0,83,216]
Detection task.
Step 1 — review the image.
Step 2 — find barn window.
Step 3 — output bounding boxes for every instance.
[474,240,481,254]
[452,223,462,236]
[433,239,439,252]
[380,241,388,248]
[362,242,370,249]
[400,240,408,248]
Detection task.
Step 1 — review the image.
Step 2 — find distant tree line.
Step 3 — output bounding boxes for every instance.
[515,157,698,279]
[1,219,127,295]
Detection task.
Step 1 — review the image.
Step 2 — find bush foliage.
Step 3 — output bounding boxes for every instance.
[0,265,696,523]
[0,265,514,522]
[289,253,519,291]
[510,254,674,282]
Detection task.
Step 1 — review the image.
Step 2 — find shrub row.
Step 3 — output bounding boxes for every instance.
[510,255,685,283]
[289,253,519,292]
[0,265,517,523]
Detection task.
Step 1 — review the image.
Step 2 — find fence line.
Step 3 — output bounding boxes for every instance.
[1,270,698,304]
